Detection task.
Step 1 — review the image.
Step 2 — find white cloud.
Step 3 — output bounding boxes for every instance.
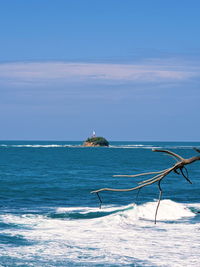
[0,60,199,87]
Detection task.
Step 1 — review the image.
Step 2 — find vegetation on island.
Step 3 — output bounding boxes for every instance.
[84,136,109,147]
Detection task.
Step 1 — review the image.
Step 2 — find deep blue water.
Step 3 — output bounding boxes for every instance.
[0,141,200,266]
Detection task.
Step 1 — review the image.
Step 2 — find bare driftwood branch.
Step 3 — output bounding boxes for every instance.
[91,148,200,224]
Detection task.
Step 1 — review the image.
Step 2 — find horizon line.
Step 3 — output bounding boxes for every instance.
[0,139,199,142]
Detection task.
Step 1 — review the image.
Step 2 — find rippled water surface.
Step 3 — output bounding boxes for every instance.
[0,141,200,266]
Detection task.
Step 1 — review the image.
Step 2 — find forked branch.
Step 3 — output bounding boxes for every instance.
[91,148,200,223]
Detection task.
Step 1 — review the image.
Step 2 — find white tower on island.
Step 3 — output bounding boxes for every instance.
[92,130,96,137]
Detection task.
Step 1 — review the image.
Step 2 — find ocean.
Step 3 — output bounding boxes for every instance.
[0,141,200,267]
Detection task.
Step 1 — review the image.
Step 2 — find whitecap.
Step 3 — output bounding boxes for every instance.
[0,201,199,266]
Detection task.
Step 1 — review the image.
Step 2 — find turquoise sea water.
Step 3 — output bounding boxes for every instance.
[0,141,200,266]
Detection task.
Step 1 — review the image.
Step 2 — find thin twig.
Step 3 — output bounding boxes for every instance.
[180,167,192,184]
[135,188,141,204]
[155,180,163,224]
[113,170,165,178]
[194,148,200,153]
[153,149,184,161]
[138,171,167,184]
[96,192,102,209]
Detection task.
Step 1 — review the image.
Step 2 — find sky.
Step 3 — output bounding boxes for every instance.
[0,0,200,141]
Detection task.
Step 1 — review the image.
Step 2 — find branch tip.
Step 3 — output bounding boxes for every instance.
[194,147,200,154]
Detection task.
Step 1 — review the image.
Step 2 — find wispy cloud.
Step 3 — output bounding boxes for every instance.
[0,60,199,87]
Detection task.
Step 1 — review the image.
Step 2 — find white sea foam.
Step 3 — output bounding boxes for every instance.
[56,200,194,221]
[109,145,159,150]
[0,144,81,148]
[187,203,200,209]
[110,145,200,150]
[1,200,199,266]
[56,204,121,214]
[0,143,199,150]
[137,199,195,221]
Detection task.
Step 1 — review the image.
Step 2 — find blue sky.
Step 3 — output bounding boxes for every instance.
[0,0,200,141]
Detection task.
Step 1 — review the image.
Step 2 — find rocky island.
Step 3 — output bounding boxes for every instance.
[83,136,109,147]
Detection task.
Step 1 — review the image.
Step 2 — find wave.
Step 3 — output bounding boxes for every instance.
[1,200,195,225]
[54,200,196,222]
[109,145,165,150]
[112,144,200,150]
[52,205,133,220]
[1,200,199,267]
[0,144,81,148]
[1,143,199,150]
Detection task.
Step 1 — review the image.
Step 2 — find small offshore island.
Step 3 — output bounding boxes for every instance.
[83,131,109,147]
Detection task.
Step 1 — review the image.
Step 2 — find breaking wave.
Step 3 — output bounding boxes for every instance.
[1,200,199,266]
